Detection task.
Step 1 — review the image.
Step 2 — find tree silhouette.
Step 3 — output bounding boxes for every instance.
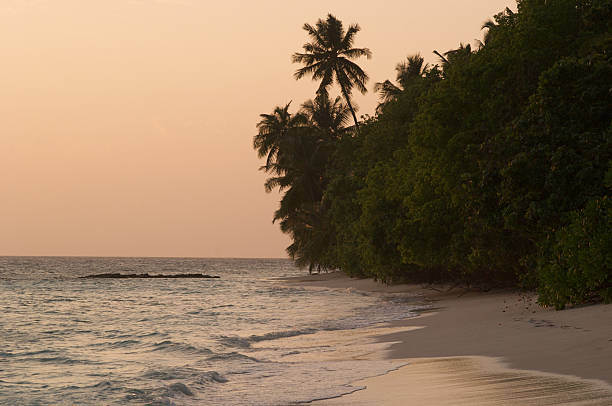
[253,102,308,173]
[292,14,371,130]
[254,95,350,271]
[374,54,429,104]
[300,94,351,138]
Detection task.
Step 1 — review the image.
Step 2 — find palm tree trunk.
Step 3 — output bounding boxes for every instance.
[339,83,359,132]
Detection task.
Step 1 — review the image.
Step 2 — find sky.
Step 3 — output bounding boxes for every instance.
[0,0,515,258]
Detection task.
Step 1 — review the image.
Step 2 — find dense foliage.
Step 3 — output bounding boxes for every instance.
[254,1,612,309]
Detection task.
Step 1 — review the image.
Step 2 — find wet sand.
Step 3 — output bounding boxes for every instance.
[281,272,612,405]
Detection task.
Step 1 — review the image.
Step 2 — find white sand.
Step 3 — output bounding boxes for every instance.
[281,272,612,405]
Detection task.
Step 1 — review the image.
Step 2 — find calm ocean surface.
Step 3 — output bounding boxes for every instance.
[0,257,421,405]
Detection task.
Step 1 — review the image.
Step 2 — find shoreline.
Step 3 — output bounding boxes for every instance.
[281,272,612,405]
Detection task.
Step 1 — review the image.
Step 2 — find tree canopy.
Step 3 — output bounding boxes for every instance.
[254,1,612,308]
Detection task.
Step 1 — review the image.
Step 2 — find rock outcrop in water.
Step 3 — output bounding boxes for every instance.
[81,273,220,279]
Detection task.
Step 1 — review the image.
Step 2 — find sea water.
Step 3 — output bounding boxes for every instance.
[0,257,423,405]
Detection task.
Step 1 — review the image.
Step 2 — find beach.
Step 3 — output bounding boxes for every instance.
[282,272,612,405]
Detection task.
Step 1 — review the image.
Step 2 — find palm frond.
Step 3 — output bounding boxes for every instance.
[342,47,372,60]
[341,23,360,49]
[340,59,369,93]
[433,50,449,65]
[322,14,343,49]
[293,60,324,80]
[374,80,401,102]
[302,23,327,48]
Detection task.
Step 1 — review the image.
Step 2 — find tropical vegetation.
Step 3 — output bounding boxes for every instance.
[253,1,612,309]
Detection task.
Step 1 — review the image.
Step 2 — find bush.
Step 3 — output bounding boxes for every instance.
[537,196,612,309]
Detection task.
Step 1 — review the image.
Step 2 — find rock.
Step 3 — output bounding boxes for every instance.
[81,273,220,279]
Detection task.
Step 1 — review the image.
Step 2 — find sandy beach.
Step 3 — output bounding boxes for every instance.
[282,272,612,405]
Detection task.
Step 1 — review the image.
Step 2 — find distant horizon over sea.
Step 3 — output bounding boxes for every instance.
[0,256,421,405]
[0,255,290,260]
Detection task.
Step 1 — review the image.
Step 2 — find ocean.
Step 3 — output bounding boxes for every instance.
[0,257,422,405]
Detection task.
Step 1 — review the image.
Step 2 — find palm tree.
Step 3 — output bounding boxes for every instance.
[300,94,351,138]
[432,43,473,72]
[264,123,328,268]
[265,95,348,212]
[432,50,449,66]
[272,141,331,271]
[254,95,350,271]
[374,54,429,104]
[445,43,472,62]
[481,8,514,46]
[253,102,308,172]
[481,19,498,45]
[292,14,371,130]
[264,130,322,197]
[254,94,348,195]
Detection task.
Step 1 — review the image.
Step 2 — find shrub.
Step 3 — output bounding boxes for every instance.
[537,196,612,309]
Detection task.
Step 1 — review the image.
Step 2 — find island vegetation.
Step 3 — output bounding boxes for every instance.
[253,0,611,309]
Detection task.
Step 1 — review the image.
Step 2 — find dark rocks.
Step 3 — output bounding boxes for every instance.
[81,273,220,279]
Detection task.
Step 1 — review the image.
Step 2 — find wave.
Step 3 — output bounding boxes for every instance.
[196,371,228,384]
[36,356,95,365]
[249,328,317,342]
[217,328,317,349]
[4,349,56,358]
[108,339,141,348]
[151,340,212,355]
[142,368,227,385]
[215,335,252,348]
[167,382,194,396]
[91,380,113,389]
[206,352,259,363]
[5,348,100,366]
[137,331,166,338]
[142,369,184,381]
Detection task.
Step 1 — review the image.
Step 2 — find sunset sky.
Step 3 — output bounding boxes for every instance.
[0,0,514,258]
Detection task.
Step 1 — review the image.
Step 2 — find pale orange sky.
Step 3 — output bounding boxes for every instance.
[0,0,515,258]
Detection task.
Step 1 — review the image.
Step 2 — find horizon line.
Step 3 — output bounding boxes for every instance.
[0,254,291,260]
